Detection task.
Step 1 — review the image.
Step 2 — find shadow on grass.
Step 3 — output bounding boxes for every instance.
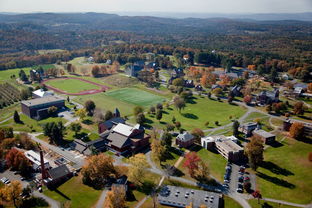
[260,161,294,176]
[163,111,169,115]
[256,172,295,189]
[269,141,284,148]
[137,181,156,194]
[54,189,71,200]
[189,144,203,152]
[82,119,93,125]
[182,113,198,120]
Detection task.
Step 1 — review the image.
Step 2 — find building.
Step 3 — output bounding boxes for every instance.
[239,122,259,137]
[201,135,243,162]
[101,123,150,155]
[257,89,279,105]
[252,129,276,144]
[98,117,126,134]
[176,132,195,148]
[125,61,145,77]
[21,96,65,120]
[230,85,243,97]
[158,185,221,208]
[283,119,312,137]
[24,150,51,171]
[43,165,72,187]
[72,138,106,156]
[184,80,194,88]
[32,89,54,98]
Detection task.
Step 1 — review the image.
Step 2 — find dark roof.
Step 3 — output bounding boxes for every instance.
[21,96,64,107]
[107,132,130,149]
[48,165,71,180]
[100,117,126,130]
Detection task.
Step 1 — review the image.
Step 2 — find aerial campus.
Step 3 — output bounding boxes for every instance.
[0,7,311,208]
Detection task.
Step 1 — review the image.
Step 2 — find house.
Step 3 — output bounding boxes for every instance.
[32,89,54,98]
[283,119,312,137]
[176,132,195,148]
[43,165,72,187]
[29,68,45,82]
[230,85,242,97]
[183,54,189,61]
[252,129,276,144]
[201,135,243,162]
[72,138,106,156]
[24,150,51,171]
[195,84,203,91]
[184,80,194,88]
[293,87,304,96]
[125,61,145,77]
[158,185,221,208]
[21,96,65,120]
[238,122,259,137]
[101,123,150,155]
[87,56,94,62]
[211,84,222,90]
[98,117,126,134]
[257,89,279,105]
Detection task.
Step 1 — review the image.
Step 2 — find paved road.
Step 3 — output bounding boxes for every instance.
[95,190,108,208]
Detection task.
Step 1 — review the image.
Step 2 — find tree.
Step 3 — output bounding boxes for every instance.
[13,111,20,123]
[156,103,163,110]
[166,123,175,132]
[47,106,58,116]
[175,121,181,130]
[232,120,240,137]
[149,106,156,114]
[133,106,144,116]
[128,153,149,186]
[293,102,304,115]
[156,110,162,122]
[244,182,252,193]
[82,154,116,189]
[172,78,184,87]
[104,110,113,121]
[94,108,105,123]
[70,123,82,137]
[76,108,87,121]
[18,70,28,82]
[183,152,201,178]
[136,113,145,125]
[91,65,100,77]
[308,83,312,92]
[85,100,96,116]
[270,67,278,83]
[194,161,210,183]
[245,137,264,170]
[173,96,186,113]
[161,132,172,147]
[104,186,126,208]
[289,122,304,140]
[191,128,204,142]
[243,95,252,105]
[20,89,30,100]
[43,121,65,144]
[0,180,23,208]
[5,149,31,176]
[67,96,70,103]
[151,132,166,162]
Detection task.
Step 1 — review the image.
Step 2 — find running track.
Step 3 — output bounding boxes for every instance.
[42,77,110,95]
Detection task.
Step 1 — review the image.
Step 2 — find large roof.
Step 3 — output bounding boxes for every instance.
[176,132,194,142]
[48,165,71,180]
[21,96,64,107]
[107,132,130,149]
[253,129,275,138]
[32,89,54,97]
[112,123,140,137]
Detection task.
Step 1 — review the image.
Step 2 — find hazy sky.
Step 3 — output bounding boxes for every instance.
[0,0,311,14]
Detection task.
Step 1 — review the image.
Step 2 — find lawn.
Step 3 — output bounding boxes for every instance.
[255,137,312,204]
[105,88,166,107]
[139,95,246,130]
[44,78,101,93]
[0,114,66,132]
[224,196,242,208]
[43,175,102,208]
[248,199,300,208]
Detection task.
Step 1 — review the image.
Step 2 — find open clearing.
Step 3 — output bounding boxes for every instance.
[105,88,166,107]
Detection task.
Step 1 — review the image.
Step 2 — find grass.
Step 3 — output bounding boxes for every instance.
[100,74,139,88]
[105,88,166,107]
[255,137,312,204]
[43,175,102,208]
[139,95,246,131]
[0,114,66,132]
[248,199,300,208]
[44,78,101,93]
[224,196,243,208]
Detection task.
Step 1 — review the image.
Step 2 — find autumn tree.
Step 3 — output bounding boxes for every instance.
[5,149,31,176]
[127,153,149,186]
[70,122,82,137]
[212,88,222,97]
[104,186,126,208]
[243,95,252,105]
[191,128,204,142]
[133,106,144,116]
[85,100,96,116]
[0,180,23,208]
[47,106,58,116]
[308,83,312,92]
[82,153,116,189]
[151,130,166,162]
[289,122,304,140]
[245,137,264,170]
[173,96,186,113]
[293,102,305,115]
[183,152,201,178]
[172,78,184,87]
[194,161,210,183]
[75,108,87,120]
[91,65,100,77]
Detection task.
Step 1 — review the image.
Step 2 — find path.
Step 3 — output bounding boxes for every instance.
[95,190,108,208]
[33,191,61,208]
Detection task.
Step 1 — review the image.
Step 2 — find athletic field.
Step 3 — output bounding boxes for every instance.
[105,88,166,106]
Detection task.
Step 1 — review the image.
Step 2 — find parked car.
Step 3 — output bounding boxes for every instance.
[238,176,244,183]
[244,176,250,182]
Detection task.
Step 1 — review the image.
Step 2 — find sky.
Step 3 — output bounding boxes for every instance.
[0,0,311,14]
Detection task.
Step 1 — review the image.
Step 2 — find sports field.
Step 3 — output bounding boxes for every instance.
[105,88,166,106]
[43,77,109,95]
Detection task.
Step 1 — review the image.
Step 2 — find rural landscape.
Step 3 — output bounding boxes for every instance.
[0,1,311,208]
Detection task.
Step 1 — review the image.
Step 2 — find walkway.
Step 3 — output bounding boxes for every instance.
[95,190,108,208]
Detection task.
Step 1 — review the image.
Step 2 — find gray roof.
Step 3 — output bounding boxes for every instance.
[107,132,130,149]
[176,132,194,142]
[253,129,275,138]
[21,96,64,107]
[158,185,220,208]
[100,117,125,130]
[48,165,71,180]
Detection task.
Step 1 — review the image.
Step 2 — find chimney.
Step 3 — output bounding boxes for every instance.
[40,150,48,180]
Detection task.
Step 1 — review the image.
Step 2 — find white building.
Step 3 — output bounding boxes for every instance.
[24,150,51,171]
[32,89,54,98]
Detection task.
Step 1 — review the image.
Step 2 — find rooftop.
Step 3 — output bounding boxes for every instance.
[177,132,194,142]
[158,185,220,208]
[48,164,71,180]
[215,139,243,153]
[253,129,275,138]
[21,96,64,107]
[32,89,54,97]
[112,123,140,137]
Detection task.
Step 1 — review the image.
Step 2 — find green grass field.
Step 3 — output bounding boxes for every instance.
[43,175,101,208]
[137,96,246,130]
[224,196,243,208]
[105,88,166,107]
[44,78,101,93]
[248,199,300,208]
[255,137,312,204]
